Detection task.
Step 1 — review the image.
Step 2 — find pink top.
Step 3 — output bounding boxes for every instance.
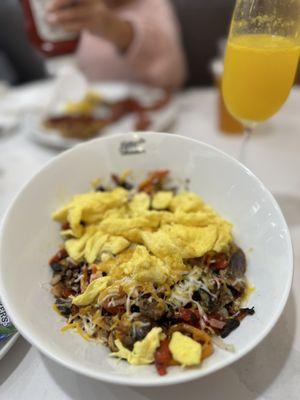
[77,0,187,89]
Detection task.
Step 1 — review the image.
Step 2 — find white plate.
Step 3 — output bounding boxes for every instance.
[0,132,293,386]
[26,82,178,150]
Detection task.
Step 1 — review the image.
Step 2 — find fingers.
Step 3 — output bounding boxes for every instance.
[45,0,109,36]
[46,3,93,25]
[60,21,84,33]
[46,0,76,12]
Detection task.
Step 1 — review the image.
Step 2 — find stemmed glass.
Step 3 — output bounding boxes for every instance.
[222,0,300,160]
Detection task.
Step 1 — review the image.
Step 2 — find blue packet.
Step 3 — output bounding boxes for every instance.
[0,302,17,341]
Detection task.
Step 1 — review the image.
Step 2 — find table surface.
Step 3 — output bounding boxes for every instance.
[1,83,300,400]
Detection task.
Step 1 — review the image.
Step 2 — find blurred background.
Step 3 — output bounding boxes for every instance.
[1,0,237,86]
[0,0,299,143]
[1,0,299,87]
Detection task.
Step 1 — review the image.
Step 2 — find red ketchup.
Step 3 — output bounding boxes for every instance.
[21,0,79,57]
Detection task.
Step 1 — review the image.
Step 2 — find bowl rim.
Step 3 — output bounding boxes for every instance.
[0,132,294,386]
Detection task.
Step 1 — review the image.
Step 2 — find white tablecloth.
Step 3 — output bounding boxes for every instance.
[1,83,300,400]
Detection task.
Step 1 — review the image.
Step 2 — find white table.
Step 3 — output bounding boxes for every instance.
[1,83,300,400]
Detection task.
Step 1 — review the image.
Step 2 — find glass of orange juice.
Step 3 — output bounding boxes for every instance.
[222,0,300,160]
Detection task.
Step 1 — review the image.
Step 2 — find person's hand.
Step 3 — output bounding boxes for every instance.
[46,0,134,51]
[46,0,109,36]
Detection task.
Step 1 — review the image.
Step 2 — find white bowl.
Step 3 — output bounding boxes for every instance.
[0,132,293,386]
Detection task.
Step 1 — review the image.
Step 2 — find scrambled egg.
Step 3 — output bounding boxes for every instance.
[169,332,202,366]
[111,327,164,365]
[72,276,110,306]
[122,245,170,285]
[152,191,173,210]
[110,326,202,367]
[65,91,102,115]
[169,191,204,213]
[53,186,233,305]
[53,188,128,238]
[129,193,150,215]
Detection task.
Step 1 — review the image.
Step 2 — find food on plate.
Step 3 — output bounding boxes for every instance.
[43,115,109,139]
[43,91,170,140]
[48,171,254,375]
[65,92,103,116]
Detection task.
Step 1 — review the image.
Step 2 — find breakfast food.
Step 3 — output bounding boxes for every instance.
[49,171,254,375]
[43,115,109,140]
[43,91,170,140]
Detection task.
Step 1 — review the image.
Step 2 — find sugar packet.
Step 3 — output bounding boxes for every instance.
[0,302,17,341]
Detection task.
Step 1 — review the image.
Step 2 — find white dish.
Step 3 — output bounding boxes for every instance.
[0,132,293,386]
[25,82,178,149]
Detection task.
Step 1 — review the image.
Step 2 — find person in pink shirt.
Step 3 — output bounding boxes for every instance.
[46,0,187,89]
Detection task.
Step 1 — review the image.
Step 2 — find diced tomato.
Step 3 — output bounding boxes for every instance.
[61,222,70,230]
[210,254,229,271]
[154,339,173,376]
[49,248,68,265]
[175,308,200,327]
[138,170,169,194]
[215,259,229,270]
[92,265,98,274]
[61,287,74,299]
[102,303,126,315]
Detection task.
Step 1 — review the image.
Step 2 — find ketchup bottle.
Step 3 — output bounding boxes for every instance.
[21,0,79,57]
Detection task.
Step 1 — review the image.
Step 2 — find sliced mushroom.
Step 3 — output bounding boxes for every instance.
[227,249,246,278]
[138,296,166,320]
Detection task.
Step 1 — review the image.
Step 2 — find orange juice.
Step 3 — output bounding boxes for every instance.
[222,34,300,123]
[216,76,244,134]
